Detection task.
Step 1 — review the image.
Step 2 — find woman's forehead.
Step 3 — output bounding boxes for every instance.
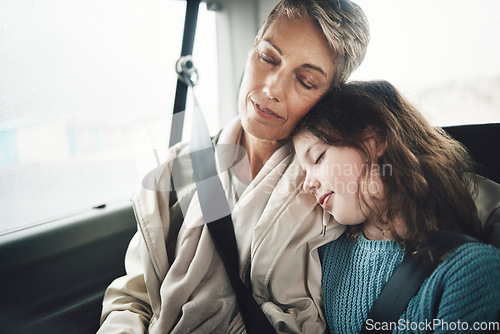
[259,17,335,78]
[261,16,321,47]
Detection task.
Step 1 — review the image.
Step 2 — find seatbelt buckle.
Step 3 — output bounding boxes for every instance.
[176,55,199,87]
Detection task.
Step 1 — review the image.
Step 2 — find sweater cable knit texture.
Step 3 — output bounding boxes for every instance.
[319,232,500,333]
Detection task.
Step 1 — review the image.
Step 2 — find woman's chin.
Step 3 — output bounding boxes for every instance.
[242,120,288,143]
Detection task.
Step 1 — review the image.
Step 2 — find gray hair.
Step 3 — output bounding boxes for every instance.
[257,0,370,86]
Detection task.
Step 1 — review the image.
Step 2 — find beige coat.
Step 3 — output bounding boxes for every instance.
[98,119,345,333]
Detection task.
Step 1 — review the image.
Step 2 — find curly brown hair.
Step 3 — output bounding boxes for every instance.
[294,80,484,251]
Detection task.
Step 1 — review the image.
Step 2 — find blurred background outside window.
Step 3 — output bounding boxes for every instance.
[0,0,217,233]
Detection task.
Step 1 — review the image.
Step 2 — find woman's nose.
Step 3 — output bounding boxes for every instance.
[263,71,286,102]
[303,173,319,193]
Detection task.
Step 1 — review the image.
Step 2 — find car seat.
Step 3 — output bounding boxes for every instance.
[475,176,500,248]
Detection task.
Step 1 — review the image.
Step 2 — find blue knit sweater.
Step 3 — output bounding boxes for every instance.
[319,232,500,333]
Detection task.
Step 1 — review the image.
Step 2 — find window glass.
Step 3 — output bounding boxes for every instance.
[351,0,500,126]
[0,0,218,233]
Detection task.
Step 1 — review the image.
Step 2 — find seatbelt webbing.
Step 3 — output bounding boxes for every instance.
[188,92,275,333]
[360,230,478,334]
[169,0,201,148]
[169,6,275,327]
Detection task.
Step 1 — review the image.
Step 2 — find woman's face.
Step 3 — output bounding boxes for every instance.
[238,17,335,143]
[294,132,370,226]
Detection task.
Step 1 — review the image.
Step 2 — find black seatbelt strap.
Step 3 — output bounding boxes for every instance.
[360,230,478,334]
[188,92,275,334]
[169,0,201,148]
[170,27,275,330]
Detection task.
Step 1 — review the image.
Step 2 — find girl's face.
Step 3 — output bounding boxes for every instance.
[238,17,335,143]
[294,132,378,226]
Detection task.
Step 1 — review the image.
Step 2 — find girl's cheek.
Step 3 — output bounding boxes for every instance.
[324,163,355,195]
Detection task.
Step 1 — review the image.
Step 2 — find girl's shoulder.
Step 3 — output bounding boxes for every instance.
[422,242,500,323]
[447,242,500,265]
[438,242,500,285]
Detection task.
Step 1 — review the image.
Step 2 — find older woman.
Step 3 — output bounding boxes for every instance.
[98,0,369,333]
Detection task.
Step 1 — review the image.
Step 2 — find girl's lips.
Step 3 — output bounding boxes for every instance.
[252,100,281,119]
[319,192,334,210]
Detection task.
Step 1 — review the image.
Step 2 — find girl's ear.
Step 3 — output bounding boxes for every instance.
[364,128,387,159]
[373,135,387,158]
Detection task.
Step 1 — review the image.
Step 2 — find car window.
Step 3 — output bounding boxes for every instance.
[0,0,217,233]
[350,0,500,127]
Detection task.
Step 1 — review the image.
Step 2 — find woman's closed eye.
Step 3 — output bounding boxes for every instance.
[257,51,277,65]
[296,75,315,90]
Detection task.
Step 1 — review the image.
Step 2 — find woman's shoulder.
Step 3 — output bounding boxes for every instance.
[137,142,192,192]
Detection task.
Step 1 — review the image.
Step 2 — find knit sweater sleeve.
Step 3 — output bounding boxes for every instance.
[428,243,500,332]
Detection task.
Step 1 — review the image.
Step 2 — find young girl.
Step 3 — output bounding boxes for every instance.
[293,80,500,333]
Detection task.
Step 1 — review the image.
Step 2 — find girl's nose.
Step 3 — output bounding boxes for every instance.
[303,173,319,193]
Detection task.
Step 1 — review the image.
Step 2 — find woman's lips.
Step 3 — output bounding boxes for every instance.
[252,100,281,119]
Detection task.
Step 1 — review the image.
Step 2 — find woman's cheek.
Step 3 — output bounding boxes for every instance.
[240,56,261,94]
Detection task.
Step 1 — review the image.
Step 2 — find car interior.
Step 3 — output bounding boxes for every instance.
[1,0,499,333]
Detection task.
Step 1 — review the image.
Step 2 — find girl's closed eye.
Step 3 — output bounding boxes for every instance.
[315,152,325,165]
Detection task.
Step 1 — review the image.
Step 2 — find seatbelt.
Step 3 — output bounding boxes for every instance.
[170,24,275,332]
[187,78,275,333]
[169,0,201,148]
[360,230,478,334]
